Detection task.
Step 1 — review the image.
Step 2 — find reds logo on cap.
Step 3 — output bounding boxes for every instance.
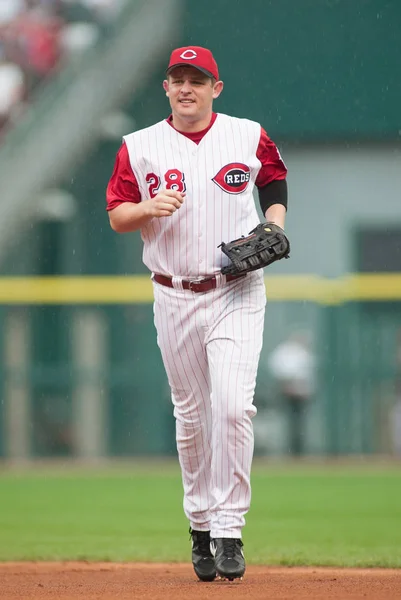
[167,46,219,80]
[212,163,251,194]
[180,49,197,60]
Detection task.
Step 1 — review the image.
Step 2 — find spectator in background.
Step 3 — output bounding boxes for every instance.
[267,330,316,456]
[59,0,100,60]
[0,42,25,133]
[6,0,64,93]
[58,0,126,58]
[0,0,126,136]
[0,0,24,27]
[82,0,127,25]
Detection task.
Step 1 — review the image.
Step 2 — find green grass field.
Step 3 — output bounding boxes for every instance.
[1,461,400,567]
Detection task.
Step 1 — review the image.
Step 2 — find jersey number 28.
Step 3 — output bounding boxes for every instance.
[146,169,186,197]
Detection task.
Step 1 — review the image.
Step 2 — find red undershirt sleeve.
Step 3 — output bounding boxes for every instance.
[106,142,141,211]
[255,127,288,188]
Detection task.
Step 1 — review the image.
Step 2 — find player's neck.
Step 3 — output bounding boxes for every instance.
[171,111,214,133]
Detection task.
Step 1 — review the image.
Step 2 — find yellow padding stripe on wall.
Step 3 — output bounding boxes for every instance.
[0,274,401,305]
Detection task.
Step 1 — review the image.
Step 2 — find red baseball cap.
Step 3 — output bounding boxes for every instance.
[166,46,219,80]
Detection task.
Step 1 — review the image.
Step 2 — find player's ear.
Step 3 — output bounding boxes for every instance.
[163,80,169,96]
[212,80,224,99]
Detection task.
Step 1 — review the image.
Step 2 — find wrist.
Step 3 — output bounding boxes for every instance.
[142,198,154,219]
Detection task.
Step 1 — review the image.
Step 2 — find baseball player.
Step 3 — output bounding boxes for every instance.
[106,46,288,581]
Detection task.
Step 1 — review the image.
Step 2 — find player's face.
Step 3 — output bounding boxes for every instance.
[163,66,223,125]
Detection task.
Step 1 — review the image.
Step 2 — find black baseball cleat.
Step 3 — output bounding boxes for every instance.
[189,528,217,582]
[211,538,245,581]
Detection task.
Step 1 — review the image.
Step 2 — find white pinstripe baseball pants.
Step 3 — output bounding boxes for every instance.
[153,271,266,539]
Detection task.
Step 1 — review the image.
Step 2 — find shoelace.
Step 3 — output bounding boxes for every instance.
[189,528,211,555]
[222,538,243,558]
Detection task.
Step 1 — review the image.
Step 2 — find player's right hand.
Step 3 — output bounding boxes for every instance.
[146,189,185,218]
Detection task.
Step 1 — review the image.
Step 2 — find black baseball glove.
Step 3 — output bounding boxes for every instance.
[219,222,290,275]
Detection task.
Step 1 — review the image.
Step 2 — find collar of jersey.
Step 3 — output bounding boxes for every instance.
[166,112,218,145]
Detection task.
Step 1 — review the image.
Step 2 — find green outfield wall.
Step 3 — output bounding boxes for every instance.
[183,0,401,140]
[1,275,401,459]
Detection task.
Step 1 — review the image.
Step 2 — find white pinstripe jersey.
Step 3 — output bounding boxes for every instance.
[123,113,264,278]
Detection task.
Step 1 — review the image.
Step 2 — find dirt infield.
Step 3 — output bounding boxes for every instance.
[1,563,401,600]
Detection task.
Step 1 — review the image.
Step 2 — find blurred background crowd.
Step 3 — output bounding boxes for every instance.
[0,0,125,135]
